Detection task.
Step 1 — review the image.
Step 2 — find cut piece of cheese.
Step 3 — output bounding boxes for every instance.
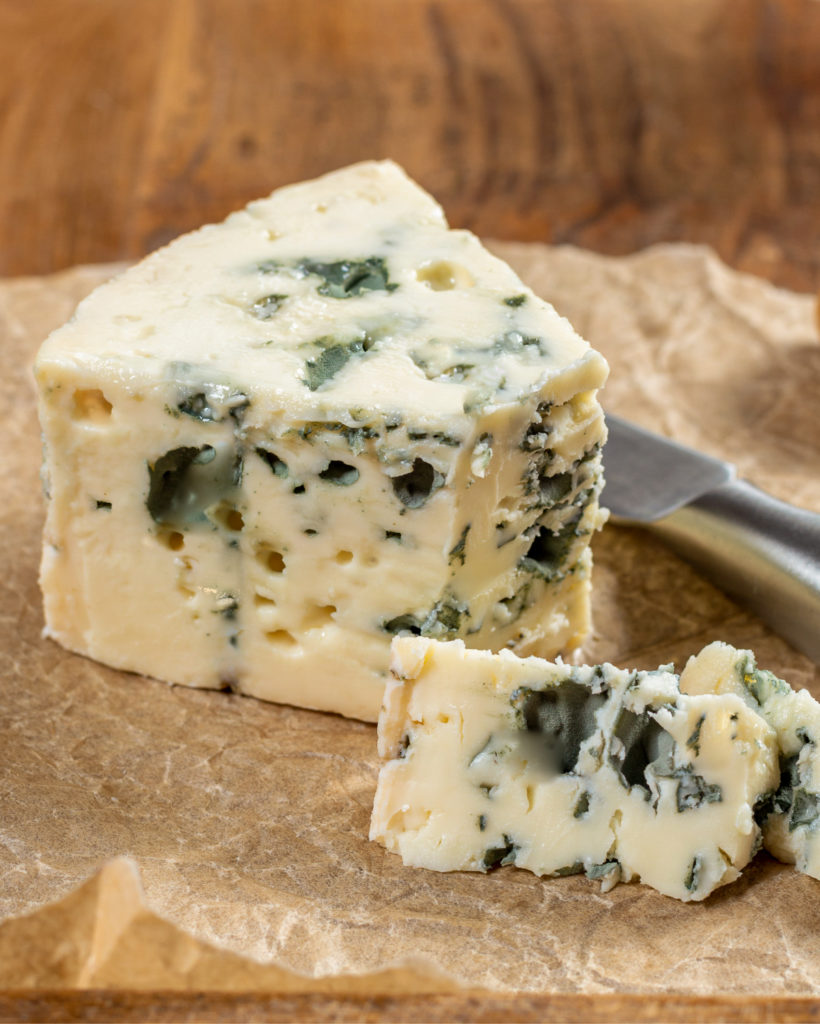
[35,160,608,721]
[370,638,779,901]
[679,641,820,880]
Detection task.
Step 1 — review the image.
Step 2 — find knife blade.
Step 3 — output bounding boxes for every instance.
[602,413,820,663]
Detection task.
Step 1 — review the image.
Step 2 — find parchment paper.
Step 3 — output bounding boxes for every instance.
[1,244,819,995]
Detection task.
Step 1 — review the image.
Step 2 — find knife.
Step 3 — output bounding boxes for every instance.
[602,413,820,663]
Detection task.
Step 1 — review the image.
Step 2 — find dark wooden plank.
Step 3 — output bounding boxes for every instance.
[1,990,820,1024]
[2,0,820,288]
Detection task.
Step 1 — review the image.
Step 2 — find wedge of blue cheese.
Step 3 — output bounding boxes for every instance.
[370,638,779,900]
[35,161,608,721]
[679,642,820,880]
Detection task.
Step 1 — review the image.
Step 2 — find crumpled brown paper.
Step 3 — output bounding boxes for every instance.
[0,857,461,993]
[1,244,819,996]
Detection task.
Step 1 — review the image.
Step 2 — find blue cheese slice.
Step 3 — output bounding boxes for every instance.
[35,161,608,721]
[370,638,779,901]
[679,642,820,880]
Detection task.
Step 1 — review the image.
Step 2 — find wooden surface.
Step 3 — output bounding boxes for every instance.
[1,991,820,1024]
[3,0,820,291]
[3,2,820,1021]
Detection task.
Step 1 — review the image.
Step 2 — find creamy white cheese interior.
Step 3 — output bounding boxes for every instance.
[371,638,779,901]
[36,161,608,720]
[680,641,820,881]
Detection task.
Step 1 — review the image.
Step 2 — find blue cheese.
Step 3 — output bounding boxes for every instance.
[371,638,779,901]
[679,642,820,880]
[35,161,608,721]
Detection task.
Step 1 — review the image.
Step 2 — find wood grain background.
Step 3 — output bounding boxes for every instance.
[2,990,820,1023]
[2,0,820,289]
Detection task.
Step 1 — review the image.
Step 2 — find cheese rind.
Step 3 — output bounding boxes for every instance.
[35,161,608,721]
[679,641,820,880]
[371,638,779,901]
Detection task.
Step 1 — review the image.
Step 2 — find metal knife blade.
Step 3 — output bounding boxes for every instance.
[603,414,733,523]
[601,412,820,662]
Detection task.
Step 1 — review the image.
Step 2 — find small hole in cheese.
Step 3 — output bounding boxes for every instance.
[210,503,245,532]
[164,530,185,551]
[226,509,244,531]
[73,388,112,421]
[265,629,298,649]
[319,460,359,486]
[335,550,353,565]
[254,592,276,607]
[255,543,286,573]
[303,603,336,630]
[268,550,285,573]
[415,260,474,291]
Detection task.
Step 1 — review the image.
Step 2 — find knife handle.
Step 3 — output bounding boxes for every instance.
[649,479,820,663]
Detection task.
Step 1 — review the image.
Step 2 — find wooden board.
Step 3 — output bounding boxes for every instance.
[1,990,820,1023]
[2,0,820,290]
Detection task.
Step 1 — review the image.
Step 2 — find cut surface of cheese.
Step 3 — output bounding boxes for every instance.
[35,160,608,721]
[371,638,779,901]
[679,641,820,880]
